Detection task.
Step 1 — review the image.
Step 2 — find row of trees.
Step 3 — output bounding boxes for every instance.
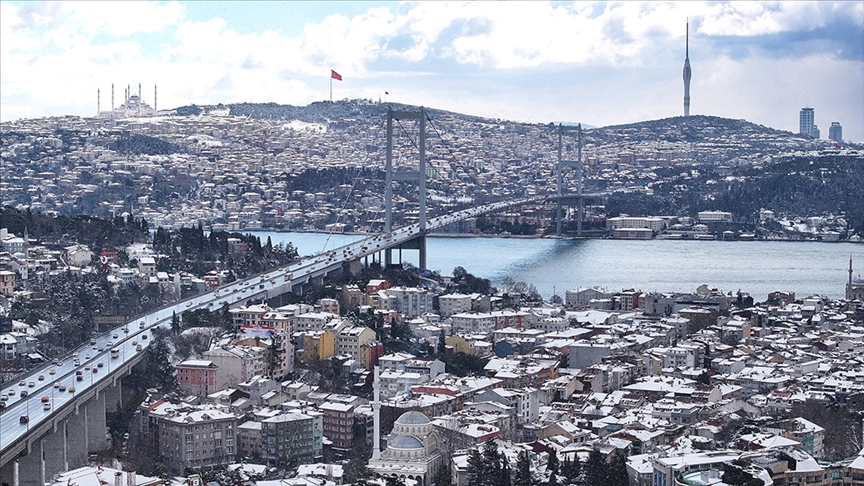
[152,224,298,278]
[0,207,150,251]
[465,441,630,486]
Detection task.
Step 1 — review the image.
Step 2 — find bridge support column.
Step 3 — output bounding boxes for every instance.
[104,380,122,417]
[0,457,19,486]
[86,390,109,452]
[15,441,43,486]
[346,258,362,275]
[67,407,90,468]
[418,235,426,270]
[41,424,67,484]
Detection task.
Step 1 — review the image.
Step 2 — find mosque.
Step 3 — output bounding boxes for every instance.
[367,368,447,486]
[97,83,157,118]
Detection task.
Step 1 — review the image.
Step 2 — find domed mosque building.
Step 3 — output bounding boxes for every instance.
[367,370,446,486]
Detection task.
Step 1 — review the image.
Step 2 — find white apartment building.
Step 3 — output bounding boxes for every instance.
[438,293,473,317]
[606,216,666,232]
[203,345,267,390]
[697,211,733,222]
[384,286,434,318]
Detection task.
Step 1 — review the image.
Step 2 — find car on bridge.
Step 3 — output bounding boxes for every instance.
[19,415,29,424]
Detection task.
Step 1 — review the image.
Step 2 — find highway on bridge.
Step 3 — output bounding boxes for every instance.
[0,197,535,458]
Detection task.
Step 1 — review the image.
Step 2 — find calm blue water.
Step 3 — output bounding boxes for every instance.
[252,231,863,301]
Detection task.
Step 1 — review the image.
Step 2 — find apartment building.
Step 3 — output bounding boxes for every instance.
[176,359,219,397]
[261,412,318,467]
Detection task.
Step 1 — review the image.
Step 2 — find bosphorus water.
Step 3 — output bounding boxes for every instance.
[251,231,863,301]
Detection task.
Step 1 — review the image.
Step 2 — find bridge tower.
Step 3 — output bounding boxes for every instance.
[384,107,428,268]
[556,123,584,237]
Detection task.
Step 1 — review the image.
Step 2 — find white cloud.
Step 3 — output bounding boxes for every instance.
[0,1,861,141]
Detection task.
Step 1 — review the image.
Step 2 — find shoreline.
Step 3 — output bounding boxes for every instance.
[244,228,863,244]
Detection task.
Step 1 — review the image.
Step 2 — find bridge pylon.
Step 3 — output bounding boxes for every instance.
[384,107,428,268]
[556,123,584,237]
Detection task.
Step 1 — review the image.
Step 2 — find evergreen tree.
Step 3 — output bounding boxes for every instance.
[513,451,533,486]
[437,328,447,357]
[607,454,630,486]
[583,449,607,486]
[547,450,559,476]
[171,310,180,334]
[432,464,452,486]
[467,449,486,486]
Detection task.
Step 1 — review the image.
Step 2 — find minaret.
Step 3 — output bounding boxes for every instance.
[111,84,114,111]
[848,256,854,300]
[154,84,157,112]
[371,365,382,460]
[683,19,692,117]
[97,88,100,115]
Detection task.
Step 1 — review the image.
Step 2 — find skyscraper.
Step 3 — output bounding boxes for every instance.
[829,122,843,143]
[683,20,692,117]
[799,107,815,137]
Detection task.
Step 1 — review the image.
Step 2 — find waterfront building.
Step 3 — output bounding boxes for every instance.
[697,210,733,222]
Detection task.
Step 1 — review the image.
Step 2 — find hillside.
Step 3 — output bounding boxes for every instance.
[1,99,861,237]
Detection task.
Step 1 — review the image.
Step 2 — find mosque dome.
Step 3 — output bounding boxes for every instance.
[395,411,431,426]
[390,435,424,450]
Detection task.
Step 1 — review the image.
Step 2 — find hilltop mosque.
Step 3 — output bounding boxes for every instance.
[97,83,157,118]
[367,368,446,486]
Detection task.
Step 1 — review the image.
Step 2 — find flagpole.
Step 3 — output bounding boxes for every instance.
[330,76,332,102]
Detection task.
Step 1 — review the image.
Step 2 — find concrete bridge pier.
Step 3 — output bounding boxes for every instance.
[0,455,21,486]
[86,389,109,452]
[104,380,122,415]
[41,423,68,482]
[67,407,90,468]
[344,258,362,276]
[15,441,42,486]
[418,235,426,270]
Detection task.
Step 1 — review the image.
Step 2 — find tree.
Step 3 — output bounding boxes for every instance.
[467,449,486,486]
[433,464,453,486]
[561,453,581,485]
[437,329,447,357]
[583,450,607,486]
[171,311,180,334]
[513,451,533,486]
[607,454,630,486]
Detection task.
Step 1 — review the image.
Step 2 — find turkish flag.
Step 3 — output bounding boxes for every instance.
[331,70,342,81]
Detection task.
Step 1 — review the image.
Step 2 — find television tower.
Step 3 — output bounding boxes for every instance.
[683,19,692,117]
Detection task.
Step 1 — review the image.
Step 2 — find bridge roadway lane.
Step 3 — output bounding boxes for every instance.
[0,197,533,456]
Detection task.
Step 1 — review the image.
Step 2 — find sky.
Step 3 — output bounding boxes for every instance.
[2,1,863,141]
